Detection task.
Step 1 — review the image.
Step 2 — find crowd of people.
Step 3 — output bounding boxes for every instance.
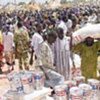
[0,4,100,80]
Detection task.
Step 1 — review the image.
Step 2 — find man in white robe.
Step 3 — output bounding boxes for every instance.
[2,26,14,72]
[54,28,71,80]
[3,26,14,66]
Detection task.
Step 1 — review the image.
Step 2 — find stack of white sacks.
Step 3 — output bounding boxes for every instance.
[53,53,100,100]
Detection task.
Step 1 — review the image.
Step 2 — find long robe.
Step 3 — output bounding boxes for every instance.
[54,36,71,80]
[72,41,100,79]
[3,32,14,64]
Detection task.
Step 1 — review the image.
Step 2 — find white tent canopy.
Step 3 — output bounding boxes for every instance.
[72,24,100,45]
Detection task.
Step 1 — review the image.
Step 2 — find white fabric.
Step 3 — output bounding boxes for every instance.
[3,32,14,52]
[24,87,52,100]
[46,96,54,100]
[31,33,43,56]
[53,36,71,80]
[88,14,97,23]
[58,20,68,35]
[70,54,81,68]
[97,56,100,70]
[97,61,100,84]
[66,19,73,29]
[60,36,70,51]
[72,24,100,45]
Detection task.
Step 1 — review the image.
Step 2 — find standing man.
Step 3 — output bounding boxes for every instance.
[31,24,43,59]
[2,25,14,71]
[14,22,30,70]
[36,30,57,69]
[54,28,71,80]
